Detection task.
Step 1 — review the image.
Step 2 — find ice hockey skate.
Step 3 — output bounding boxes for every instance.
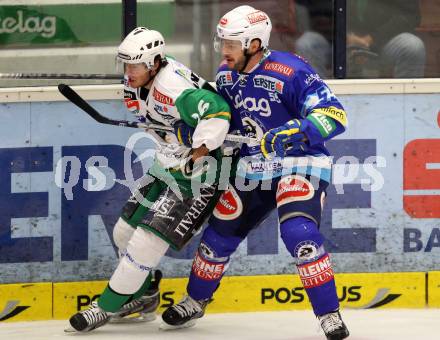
[318,310,350,340]
[161,295,208,329]
[110,290,160,323]
[65,301,112,332]
[66,270,162,331]
[110,270,162,323]
[65,293,159,332]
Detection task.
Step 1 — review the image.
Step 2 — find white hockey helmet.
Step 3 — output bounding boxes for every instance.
[117,27,165,69]
[215,5,272,50]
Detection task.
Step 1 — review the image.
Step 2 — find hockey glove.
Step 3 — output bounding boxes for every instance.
[260,119,308,159]
[174,120,195,147]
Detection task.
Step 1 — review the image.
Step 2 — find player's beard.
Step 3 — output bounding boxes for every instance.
[232,54,247,72]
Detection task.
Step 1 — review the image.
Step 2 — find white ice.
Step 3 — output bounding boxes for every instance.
[0,309,438,340]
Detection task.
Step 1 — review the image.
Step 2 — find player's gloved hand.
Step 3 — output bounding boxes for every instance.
[174,120,195,147]
[181,145,210,178]
[260,119,308,159]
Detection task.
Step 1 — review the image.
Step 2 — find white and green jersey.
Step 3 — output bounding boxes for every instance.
[124,57,231,151]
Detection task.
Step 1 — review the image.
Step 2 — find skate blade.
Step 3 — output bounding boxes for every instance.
[64,326,78,333]
[110,312,156,324]
[159,319,196,330]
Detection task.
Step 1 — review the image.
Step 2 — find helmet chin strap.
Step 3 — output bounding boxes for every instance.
[239,49,252,73]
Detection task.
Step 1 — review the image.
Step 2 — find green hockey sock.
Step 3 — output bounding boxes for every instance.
[131,272,153,300]
[97,272,154,312]
[98,285,131,313]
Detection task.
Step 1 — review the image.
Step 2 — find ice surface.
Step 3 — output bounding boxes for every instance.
[0,309,437,340]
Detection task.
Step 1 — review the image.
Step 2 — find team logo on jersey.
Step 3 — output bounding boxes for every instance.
[238,74,249,87]
[199,241,215,258]
[234,113,266,156]
[241,114,265,148]
[294,240,321,262]
[263,62,294,77]
[216,71,233,86]
[253,75,284,94]
[151,195,176,221]
[276,175,314,206]
[304,73,322,86]
[213,186,243,220]
[153,88,174,105]
[247,11,267,25]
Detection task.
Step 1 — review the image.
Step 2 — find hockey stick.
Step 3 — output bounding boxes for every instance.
[0,73,122,80]
[58,83,257,145]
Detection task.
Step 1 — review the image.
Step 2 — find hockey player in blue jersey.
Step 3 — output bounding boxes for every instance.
[162,5,349,340]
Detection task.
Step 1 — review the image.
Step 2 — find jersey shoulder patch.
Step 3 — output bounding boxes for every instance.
[167,58,206,89]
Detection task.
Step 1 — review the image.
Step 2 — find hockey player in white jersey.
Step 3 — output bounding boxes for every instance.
[67,27,232,332]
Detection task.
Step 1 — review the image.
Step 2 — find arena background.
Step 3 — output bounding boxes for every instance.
[0,0,440,323]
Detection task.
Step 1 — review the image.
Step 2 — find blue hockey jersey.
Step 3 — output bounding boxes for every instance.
[215,50,348,181]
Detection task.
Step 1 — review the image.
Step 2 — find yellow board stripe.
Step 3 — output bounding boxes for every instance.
[0,282,52,322]
[1,272,437,322]
[428,271,440,307]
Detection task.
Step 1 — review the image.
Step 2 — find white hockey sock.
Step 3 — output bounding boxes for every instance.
[109,228,169,295]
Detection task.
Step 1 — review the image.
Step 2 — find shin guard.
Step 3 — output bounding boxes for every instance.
[280,216,339,315]
[99,228,168,312]
[187,226,243,301]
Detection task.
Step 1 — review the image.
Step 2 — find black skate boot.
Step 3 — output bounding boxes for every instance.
[161,295,208,329]
[111,270,162,323]
[67,301,111,332]
[318,310,350,340]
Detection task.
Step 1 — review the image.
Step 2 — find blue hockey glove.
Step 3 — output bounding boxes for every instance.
[174,120,195,147]
[260,119,308,159]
